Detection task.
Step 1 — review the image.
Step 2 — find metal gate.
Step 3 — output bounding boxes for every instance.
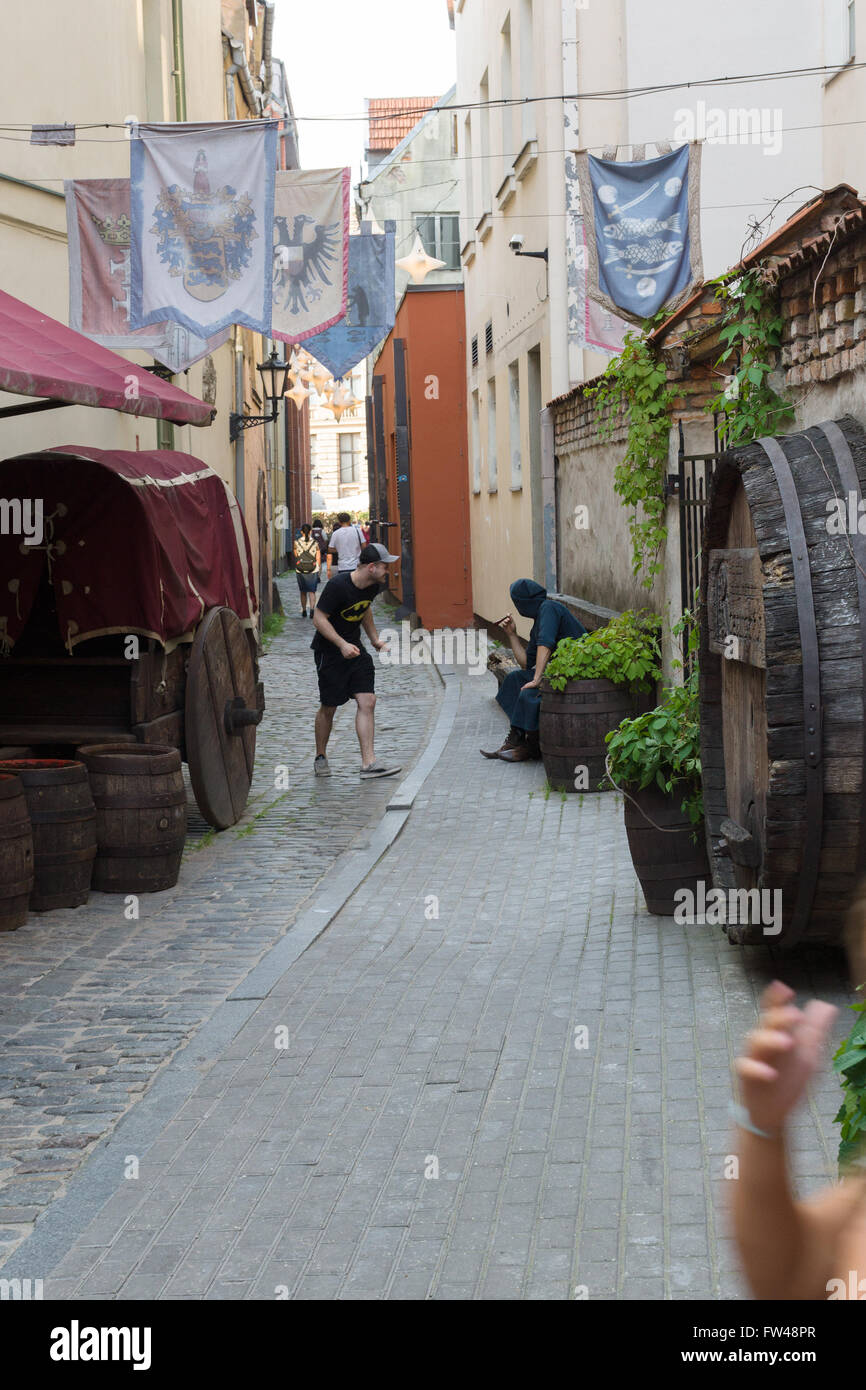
[669,416,725,618]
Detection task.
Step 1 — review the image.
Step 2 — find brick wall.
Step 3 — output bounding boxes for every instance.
[778,233,866,387]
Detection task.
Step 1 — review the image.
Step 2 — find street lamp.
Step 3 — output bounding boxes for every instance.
[229,347,292,442]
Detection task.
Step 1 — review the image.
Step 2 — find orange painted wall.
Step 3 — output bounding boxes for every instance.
[373,287,472,629]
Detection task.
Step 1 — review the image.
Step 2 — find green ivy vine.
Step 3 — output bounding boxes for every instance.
[587,310,675,591]
[705,266,794,444]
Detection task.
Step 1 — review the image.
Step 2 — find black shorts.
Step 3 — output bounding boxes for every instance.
[314,645,376,707]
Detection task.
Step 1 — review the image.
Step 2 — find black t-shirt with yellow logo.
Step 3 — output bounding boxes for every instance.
[311,571,381,654]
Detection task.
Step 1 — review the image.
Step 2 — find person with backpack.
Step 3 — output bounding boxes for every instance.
[327,512,365,574]
[293,523,321,617]
[311,517,329,578]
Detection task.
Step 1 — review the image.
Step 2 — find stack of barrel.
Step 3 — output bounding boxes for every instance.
[0,745,187,930]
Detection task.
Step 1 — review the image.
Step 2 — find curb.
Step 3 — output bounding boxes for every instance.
[0,665,461,1282]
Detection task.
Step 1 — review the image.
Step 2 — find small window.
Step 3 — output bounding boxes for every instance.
[471,334,479,368]
[339,432,362,485]
[485,320,493,355]
[415,213,460,270]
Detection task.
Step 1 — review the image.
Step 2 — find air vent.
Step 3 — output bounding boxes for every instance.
[471,334,478,368]
[485,320,493,355]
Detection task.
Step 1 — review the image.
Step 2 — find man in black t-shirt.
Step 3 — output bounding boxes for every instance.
[311,542,403,779]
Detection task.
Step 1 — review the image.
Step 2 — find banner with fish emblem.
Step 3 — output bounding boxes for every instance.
[271,168,350,345]
[571,214,628,356]
[66,179,229,370]
[302,221,395,378]
[130,120,277,337]
[575,143,702,325]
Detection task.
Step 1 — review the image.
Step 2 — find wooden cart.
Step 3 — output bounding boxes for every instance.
[0,447,264,830]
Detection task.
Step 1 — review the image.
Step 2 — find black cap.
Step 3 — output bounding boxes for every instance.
[359,542,399,564]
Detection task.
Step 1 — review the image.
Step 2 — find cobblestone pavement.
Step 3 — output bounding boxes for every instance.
[0,580,440,1265]
[7,656,855,1301]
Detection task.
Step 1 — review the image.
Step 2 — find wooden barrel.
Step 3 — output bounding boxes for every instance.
[0,759,96,910]
[77,743,187,893]
[0,774,34,930]
[539,679,654,792]
[622,784,711,916]
[700,413,866,946]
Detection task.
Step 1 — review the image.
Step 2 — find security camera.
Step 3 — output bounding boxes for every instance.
[509,233,525,253]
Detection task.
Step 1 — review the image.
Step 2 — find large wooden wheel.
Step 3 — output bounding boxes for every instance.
[185,607,262,830]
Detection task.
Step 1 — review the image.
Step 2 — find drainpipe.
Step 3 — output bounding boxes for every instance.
[540,406,558,593]
[234,328,245,511]
[223,34,239,119]
[261,0,275,103]
[171,0,187,122]
[224,33,260,116]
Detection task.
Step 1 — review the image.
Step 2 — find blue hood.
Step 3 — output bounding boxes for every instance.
[510,578,547,619]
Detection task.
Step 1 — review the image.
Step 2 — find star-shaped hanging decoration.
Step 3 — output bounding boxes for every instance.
[287,379,310,411]
[396,231,446,284]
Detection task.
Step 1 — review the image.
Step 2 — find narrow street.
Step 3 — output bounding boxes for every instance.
[0,585,852,1300]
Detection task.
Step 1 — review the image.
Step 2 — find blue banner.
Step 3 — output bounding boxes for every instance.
[576,144,702,325]
[304,222,395,379]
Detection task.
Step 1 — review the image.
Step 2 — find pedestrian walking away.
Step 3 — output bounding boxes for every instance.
[311,541,403,779]
[293,523,321,618]
[481,578,587,763]
[328,511,366,574]
[311,516,330,579]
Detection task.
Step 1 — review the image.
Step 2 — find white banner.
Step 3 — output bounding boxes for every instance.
[130,120,277,337]
[271,168,350,344]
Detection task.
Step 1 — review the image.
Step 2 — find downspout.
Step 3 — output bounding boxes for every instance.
[261,0,275,104]
[225,34,260,115]
[171,0,187,122]
[234,329,245,511]
[223,34,240,119]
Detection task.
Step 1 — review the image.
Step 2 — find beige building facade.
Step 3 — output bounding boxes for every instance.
[0,0,296,611]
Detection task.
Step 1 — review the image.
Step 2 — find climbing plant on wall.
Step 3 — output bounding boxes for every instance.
[705,266,794,445]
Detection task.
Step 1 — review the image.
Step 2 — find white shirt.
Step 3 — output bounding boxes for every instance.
[329,525,364,572]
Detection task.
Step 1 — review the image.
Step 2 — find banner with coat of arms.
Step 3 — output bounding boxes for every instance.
[575,143,703,325]
[270,167,350,344]
[303,221,395,379]
[66,179,229,371]
[129,120,277,337]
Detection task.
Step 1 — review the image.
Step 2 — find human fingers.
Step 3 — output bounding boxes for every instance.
[760,1004,803,1033]
[743,1027,794,1067]
[736,1056,779,1085]
[760,980,795,1012]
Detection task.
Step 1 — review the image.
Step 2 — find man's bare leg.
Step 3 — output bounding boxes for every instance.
[315,704,336,757]
[354,691,375,766]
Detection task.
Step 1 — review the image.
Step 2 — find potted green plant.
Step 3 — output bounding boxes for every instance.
[603,616,709,915]
[540,609,661,793]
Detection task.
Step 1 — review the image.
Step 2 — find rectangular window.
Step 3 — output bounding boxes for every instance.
[479,70,491,213]
[339,432,362,485]
[487,378,498,492]
[520,0,535,145]
[848,0,856,59]
[500,14,513,167]
[508,360,521,489]
[462,115,474,241]
[471,389,481,493]
[415,213,460,270]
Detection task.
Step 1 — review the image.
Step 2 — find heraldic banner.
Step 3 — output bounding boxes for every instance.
[575,143,702,325]
[303,220,395,379]
[271,167,350,345]
[67,179,229,370]
[130,120,277,337]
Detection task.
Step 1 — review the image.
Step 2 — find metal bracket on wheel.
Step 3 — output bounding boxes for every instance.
[224,696,264,735]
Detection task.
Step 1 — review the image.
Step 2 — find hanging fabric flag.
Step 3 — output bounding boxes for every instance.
[130,120,277,337]
[572,214,628,356]
[66,179,229,370]
[270,167,350,345]
[303,221,395,379]
[575,143,702,325]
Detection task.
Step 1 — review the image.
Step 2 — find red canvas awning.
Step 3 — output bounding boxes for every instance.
[0,289,215,426]
[0,446,257,652]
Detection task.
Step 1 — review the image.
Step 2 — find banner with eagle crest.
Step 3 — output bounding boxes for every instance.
[130,119,277,338]
[271,167,350,345]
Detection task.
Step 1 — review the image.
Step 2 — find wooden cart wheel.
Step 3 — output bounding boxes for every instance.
[185,607,262,830]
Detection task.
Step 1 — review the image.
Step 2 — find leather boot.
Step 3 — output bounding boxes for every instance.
[481,726,524,759]
[498,742,533,762]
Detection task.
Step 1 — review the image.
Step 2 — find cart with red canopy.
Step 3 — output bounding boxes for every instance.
[0,446,264,830]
